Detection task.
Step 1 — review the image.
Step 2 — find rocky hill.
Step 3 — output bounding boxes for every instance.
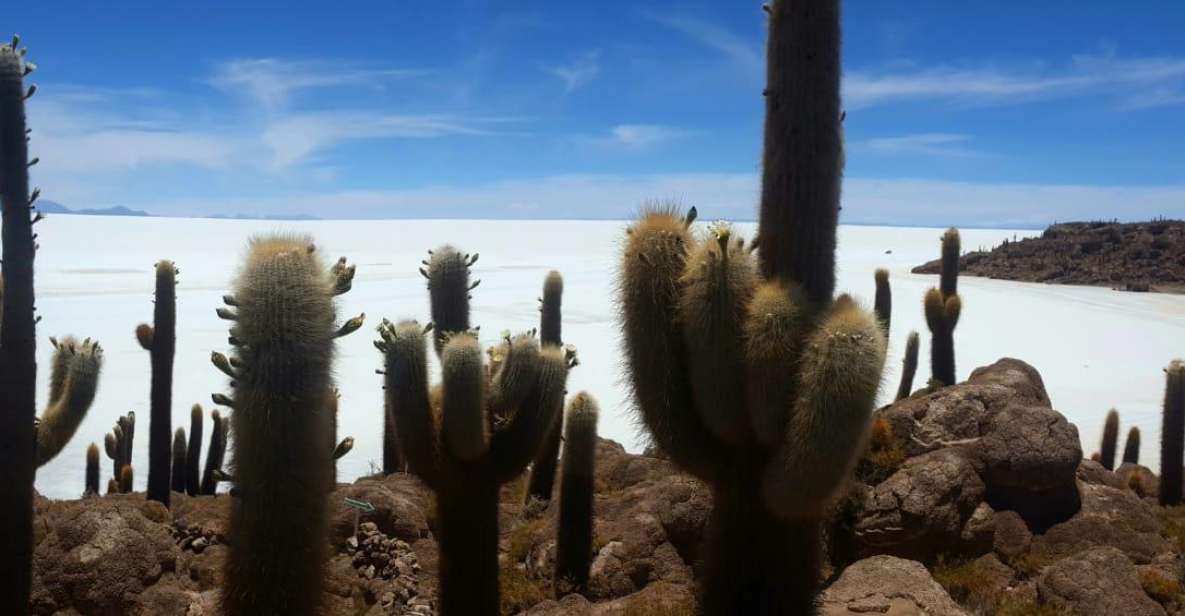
[913,220,1185,293]
[26,359,1185,615]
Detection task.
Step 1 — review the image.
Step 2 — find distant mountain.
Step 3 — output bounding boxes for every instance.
[38,200,151,217]
[207,213,322,221]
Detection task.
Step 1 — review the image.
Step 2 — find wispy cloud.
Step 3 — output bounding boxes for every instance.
[544,51,601,93]
[210,58,425,110]
[639,10,761,74]
[262,112,508,168]
[607,124,692,148]
[845,51,1185,110]
[850,133,986,158]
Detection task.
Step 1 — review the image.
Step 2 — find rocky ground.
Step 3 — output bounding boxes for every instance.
[913,220,1185,293]
[28,358,1185,615]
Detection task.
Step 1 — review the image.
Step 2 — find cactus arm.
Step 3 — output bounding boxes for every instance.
[677,223,756,443]
[199,409,224,495]
[186,405,203,495]
[743,280,809,447]
[940,228,960,297]
[762,298,886,519]
[554,392,599,595]
[378,320,441,487]
[1123,427,1141,465]
[171,428,187,493]
[1100,409,1120,471]
[0,39,38,609]
[35,338,102,467]
[1160,361,1185,506]
[85,443,99,496]
[755,0,842,305]
[426,246,474,356]
[874,269,891,337]
[895,331,920,401]
[488,346,570,484]
[619,208,720,481]
[440,333,489,461]
[487,333,541,415]
[46,336,70,404]
[146,260,176,505]
[525,272,566,503]
[539,271,563,346]
[119,464,134,493]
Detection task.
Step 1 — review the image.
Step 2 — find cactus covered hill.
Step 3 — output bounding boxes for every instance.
[912,220,1185,293]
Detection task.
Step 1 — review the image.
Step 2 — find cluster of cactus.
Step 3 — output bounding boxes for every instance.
[164,403,228,496]
[103,412,136,493]
[213,235,361,614]
[925,228,962,386]
[1161,361,1185,506]
[525,271,565,504]
[137,260,177,506]
[377,246,576,615]
[553,392,599,596]
[618,2,887,612]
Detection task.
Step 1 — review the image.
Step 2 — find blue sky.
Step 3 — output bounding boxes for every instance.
[11,1,1185,226]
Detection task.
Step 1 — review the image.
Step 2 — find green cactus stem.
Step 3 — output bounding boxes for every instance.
[200,409,227,495]
[382,398,404,474]
[1160,361,1185,506]
[874,269,891,337]
[171,428,187,493]
[1123,427,1140,466]
[925,229,962,386]
[554,393,599,596]
[186,404,203,496]
[526,270,565,505]
[34,337,102,467]
[895,331,920,401]
[1100,409,1119,471]
[119,464,133,494]
[85,443,99,497]
[139,260,177,506]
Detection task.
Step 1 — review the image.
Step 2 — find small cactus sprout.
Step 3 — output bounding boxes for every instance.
[171,428,187,493]
[554,393,599,596]
[526,271,565,505]
[873,268,891,337]
[1100,409,1119,471]
[119,464,134,494]
[895,331,920,401]
[34,337,103,467]
[617,3,887,613]
[84,443,99,496]
[1160,361,1185,506]
[186,404,203,496]
[925,229,962,386]
[1123,427,1141,465]
[378,263,572,616]
[218,235,359,615]
[140,260,177,507]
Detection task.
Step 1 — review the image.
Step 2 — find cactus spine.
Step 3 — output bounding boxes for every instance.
[139,260,176,506]
[378,257,572,616]
[925,228,961,386]
[1100,409,1119,471]
[85,443,99,496]
[554,393,598,596]
[1123,427,1140,465]
[526,270,564,504]
[874,268,891,337]
[895,331,920,401]
[186,404,203,496]
[617,3,887,613]
[216,235,360,615]
[0,38,38,607]
[171,428,187,493]
[1160,361,1185,506]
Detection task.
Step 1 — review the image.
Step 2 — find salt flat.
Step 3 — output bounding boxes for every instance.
[24,215,1185,498]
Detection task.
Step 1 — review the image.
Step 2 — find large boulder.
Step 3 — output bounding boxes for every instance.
[329,474,432,544]
[1030,482,1169,565]
[819,555,970,616]
[1037,547,1165,616]
[855,449,985,561]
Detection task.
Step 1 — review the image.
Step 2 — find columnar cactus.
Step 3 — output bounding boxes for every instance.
[895,331,920,401]
[378,253,573,616]
[1123,427,1140,465]
[874,268,890,337]
[85,443,99,497]
[554,392,598,596]
[382,398,404,474]
[0,38,39,607]
[138,260,177,506]
[186,404,203,496]
[526,270,565,505]
[214,235,361,615]
[34,337,103,467]
[171,428,187,493]
[199,409,227,495]
[119,464,134,494]
[618,2,887,613]
[1161,361,1185,506]
[925,228,961,386]
[1100,409,1119,471]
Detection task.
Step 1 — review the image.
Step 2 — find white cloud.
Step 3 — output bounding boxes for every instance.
[639,10,761,74]
[845,52,1185,110]
[850,133,985,158]
[545,51,601,93]
[605,124,692,148]
[210,58,425,110]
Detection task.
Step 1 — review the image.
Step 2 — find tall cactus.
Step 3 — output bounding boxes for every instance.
[199,409,227,495]
[925,228,961,386]
[526,270,565,504]
[554,392,598,596]
[382,398,404,474]
[214,235,361,615]
[1123,426,1140,465]
[186,404,203,496]
[34,337,103,467]
[895,331,920,401]
[138,260,177,506]
[0,37,39,608]
[378,254,573,616]
[1100,409,1119,471]
[873,268,890,337]
[171,428,187,493]
[85,443,99,497]
[1160,361,1185,506]
[617,2,887,613]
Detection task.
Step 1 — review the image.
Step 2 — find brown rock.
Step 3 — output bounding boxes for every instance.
[1037,547,1166,616]
[1031,482,1169,565]
[1077,459,1128,490]
[991,510,1032,561]
[329,475,431,544]
[820,555,969,616]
